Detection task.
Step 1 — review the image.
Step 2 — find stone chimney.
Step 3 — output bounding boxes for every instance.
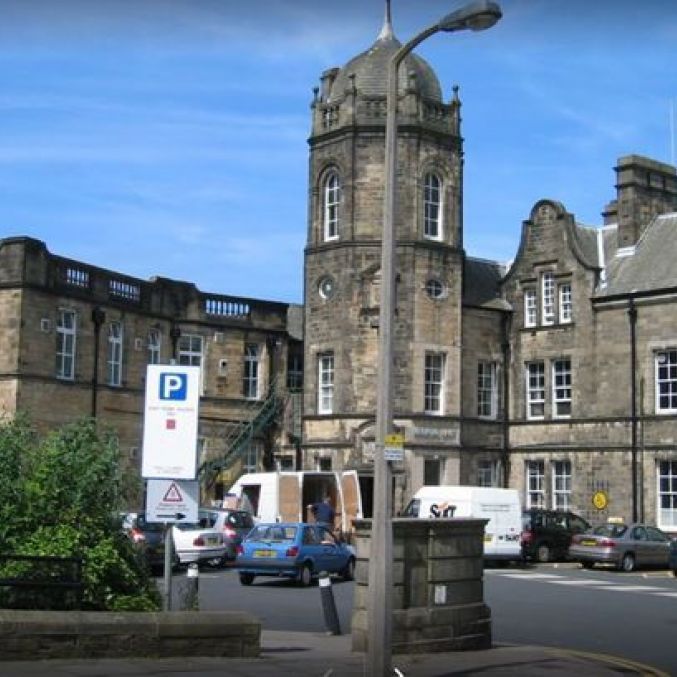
[608,155,677,247]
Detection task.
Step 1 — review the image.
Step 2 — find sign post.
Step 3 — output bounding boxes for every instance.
[141,364,201,611]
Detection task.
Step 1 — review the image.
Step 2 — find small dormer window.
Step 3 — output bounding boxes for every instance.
[423,172,442,240]
[323,171,340,241]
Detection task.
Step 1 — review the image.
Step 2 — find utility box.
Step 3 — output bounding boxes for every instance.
[351,518,492,654]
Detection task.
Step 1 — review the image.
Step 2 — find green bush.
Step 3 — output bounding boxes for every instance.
[0,417,160,611]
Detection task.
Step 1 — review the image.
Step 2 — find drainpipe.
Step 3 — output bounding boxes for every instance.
[500,311,512,488]
[628,298,638,523]
[91,307,106,419]
[169,323,181,361]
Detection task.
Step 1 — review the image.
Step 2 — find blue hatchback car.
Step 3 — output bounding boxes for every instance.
[236,522,355,586]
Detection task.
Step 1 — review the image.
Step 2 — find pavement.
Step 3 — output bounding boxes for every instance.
[0,629,669,677]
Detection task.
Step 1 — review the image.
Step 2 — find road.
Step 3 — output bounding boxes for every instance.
[485,564,677,675]
[169,563,677,673]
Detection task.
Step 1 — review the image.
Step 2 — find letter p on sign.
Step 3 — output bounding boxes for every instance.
[159,373,187,400]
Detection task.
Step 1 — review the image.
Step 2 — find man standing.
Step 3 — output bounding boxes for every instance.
[308,495,335,529]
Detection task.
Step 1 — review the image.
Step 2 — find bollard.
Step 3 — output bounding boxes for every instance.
[318,571,341,635]
[184,563,199,610]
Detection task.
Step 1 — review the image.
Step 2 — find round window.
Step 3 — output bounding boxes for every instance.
[425,279,445,299]
[318,276,336,299]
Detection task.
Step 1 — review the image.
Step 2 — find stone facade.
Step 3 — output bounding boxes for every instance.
[2,13,677,535]
[300,15,677,534]
[0,237,303,506]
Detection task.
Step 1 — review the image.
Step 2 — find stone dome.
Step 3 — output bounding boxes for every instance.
[328,25,442,103]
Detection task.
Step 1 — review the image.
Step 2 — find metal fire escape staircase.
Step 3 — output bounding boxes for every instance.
[198,381,285,487]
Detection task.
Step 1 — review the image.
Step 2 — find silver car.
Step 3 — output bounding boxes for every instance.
[569,522,673,572]
[172,511,227,567]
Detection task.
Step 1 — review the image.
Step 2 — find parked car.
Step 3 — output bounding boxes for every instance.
[569,522,673,572]
[172,510,228,567]
[670,538,677,577]
[521,508,590,562]
[236,522,355,586]
[122,512,168,572]
[203,507,255,561]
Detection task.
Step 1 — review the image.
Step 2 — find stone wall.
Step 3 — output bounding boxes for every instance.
[0,610,260,660]
[351,518,491,654]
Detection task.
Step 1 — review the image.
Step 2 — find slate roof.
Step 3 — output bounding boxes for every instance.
[597,213,677,297]
[463,257,509,308]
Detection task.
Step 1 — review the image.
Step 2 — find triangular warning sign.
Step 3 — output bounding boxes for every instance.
[163,482,183,503]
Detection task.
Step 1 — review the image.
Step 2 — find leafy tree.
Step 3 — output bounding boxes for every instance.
[0,417,159,611]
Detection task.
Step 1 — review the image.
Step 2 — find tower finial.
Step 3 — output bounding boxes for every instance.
[377,0,394,41]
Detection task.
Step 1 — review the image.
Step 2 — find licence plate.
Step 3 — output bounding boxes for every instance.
[580,539,597,546]
[253,549,277,558]
[484,535,493,542]
[205,536,219,545]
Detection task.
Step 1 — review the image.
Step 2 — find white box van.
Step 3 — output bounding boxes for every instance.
[225,470,363,536]
[402,486,522,562]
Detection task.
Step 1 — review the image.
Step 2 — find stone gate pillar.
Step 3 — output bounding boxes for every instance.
[351,518,491,653]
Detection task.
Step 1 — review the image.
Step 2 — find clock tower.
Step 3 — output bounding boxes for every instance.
[302,5,466,501]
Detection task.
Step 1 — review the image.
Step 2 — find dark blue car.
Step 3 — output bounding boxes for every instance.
[236,522,355,586]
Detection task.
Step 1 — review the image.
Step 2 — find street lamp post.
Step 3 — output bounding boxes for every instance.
[368,2,502,675]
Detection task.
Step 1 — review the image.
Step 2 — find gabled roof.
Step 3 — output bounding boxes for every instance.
[596,213,677,297]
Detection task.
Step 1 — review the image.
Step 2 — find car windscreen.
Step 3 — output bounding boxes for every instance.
[592,524,627,538]
[228,512,255,528]
[246,525,297,542]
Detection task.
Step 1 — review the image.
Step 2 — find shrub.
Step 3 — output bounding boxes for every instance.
[0,417,160,611]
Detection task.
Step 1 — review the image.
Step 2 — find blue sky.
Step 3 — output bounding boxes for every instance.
[0,0,675,303]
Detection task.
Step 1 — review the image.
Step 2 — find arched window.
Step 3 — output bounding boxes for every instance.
[323,171,340,241]
[423,172,442,240]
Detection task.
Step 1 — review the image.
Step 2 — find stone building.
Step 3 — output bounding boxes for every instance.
[0,236,303,506]
[301,10,677,531]
[1,9,677,534]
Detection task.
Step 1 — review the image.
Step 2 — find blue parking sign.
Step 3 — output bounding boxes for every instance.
[159,373,187,400]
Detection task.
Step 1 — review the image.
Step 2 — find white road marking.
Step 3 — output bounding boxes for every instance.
[606,585,665,592]
[491,572,559,579]
[489,571,676,596]
[548,579,614,586]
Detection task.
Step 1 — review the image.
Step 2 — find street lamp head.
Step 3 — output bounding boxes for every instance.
[438,0,502,33]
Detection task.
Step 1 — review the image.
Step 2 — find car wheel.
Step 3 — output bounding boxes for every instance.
[581,561,594,569]
[239,572,255,586]
[620,553,635,572]
[535,543,551,563]
[298,564,313,587]
[341,558,355,581]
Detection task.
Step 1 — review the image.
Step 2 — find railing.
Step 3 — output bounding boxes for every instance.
[0,554,83,610]
[199,380,286,485]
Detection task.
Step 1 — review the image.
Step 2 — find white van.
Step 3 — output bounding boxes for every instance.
[225,470,363,536]
[402,485,522,562]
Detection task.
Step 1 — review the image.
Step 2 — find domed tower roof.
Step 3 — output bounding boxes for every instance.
[327,3,442,103]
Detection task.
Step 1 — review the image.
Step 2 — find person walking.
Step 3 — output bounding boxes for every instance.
[308,495,335,529]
